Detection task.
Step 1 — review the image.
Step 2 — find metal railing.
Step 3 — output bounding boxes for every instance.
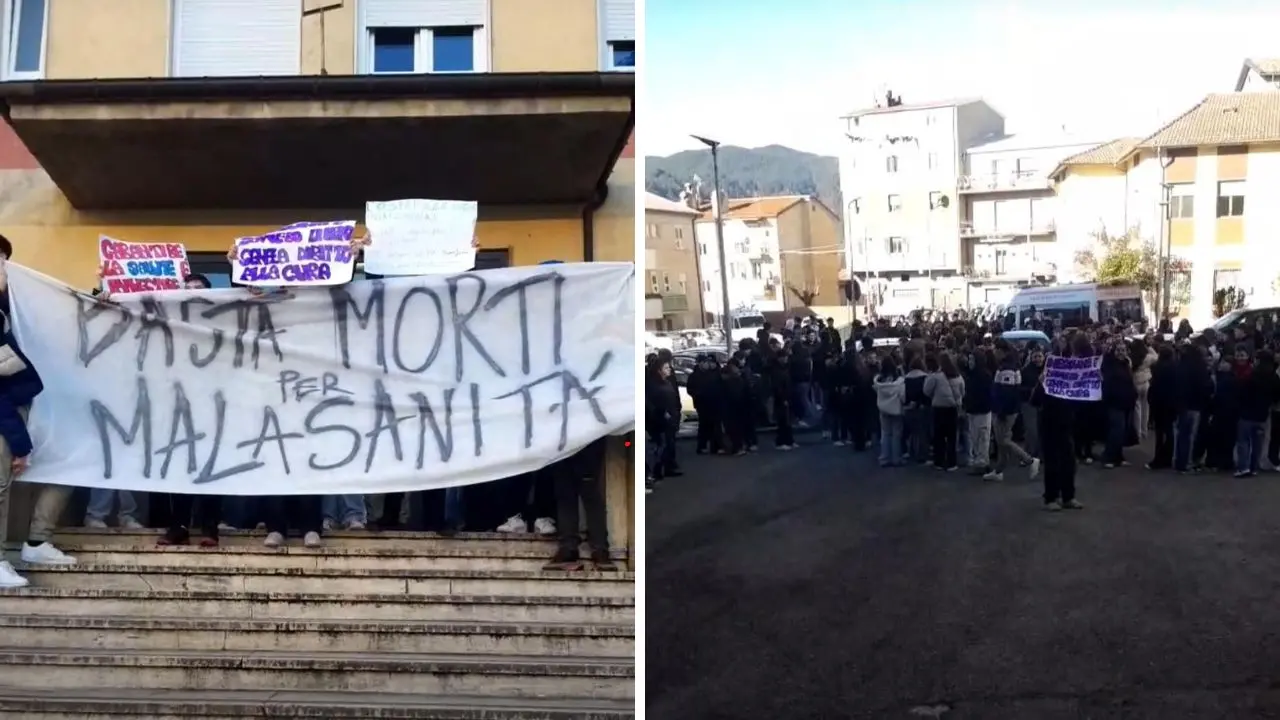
[957,171,1052,193]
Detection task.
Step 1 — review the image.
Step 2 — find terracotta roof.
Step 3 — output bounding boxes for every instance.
[1047,137,1140,181]
[1138,93,1280,148]
[698,195,806,222]
[1248,58,1280,76]
[644,191,697,215]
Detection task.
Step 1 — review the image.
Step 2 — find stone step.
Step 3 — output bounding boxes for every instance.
[0,687,634,719]
[5,544,624,572]
[0,588,633,624]
[0,648,634,699]
[0,614,633,657]
[47,528,597,553]
[15,563,634,598]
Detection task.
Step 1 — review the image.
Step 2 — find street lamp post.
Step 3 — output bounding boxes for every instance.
[693,134,734,354]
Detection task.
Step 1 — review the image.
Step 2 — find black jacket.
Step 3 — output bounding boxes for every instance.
[1101,357,1137,411]
[1173,358,1213,413]
[1148,356,1178,417]
[1239,364,1280,423]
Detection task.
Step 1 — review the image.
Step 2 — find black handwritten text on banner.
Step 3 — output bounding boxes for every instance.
[7,263,635,495]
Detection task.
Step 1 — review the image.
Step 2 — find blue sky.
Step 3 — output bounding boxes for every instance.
[644,0,1280,156]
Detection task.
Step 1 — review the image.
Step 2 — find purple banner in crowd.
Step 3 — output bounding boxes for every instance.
[1043,355,1103,401]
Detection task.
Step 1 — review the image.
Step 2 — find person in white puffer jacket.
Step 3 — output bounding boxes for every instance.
[1131,338,1154,441]
[874,356,907,467]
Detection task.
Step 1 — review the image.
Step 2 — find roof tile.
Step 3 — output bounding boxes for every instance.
[1140,93,1280,148]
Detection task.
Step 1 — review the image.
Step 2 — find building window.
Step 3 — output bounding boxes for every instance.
[663,273,671,292]
[5,0,46,79]
[850,198,860,214]
[925,113,936,126]
[368,26,484,74]
[647,223,659,238]
[699,242,707,255]
[674,238,684,250]
[994,248,1007,275]
[1169,184,1194,219]
[929,191,943,209]
[703,280,711,292]
[1217,180,1245,217]
[649,273,660,293]
[927,152,938,170]
[1214,268,1241,293]
[607,40,635,71]
[886,155,899,173]
[674,226,684,240]
[887,194,902,212]
[678,273,687,293]
[887,237,905,254]
[1015,157,1036,176]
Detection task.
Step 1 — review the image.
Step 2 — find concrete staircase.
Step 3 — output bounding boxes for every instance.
[0,528,634,719]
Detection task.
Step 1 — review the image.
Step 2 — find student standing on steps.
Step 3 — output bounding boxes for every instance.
[0,235,77,590]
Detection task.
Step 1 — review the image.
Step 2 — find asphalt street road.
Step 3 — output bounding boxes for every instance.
[647,437,1280,719]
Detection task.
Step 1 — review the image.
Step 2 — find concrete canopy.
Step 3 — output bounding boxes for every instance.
[0,73,634,211]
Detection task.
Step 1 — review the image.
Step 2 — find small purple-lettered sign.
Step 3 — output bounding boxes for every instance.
[231,221,357,287]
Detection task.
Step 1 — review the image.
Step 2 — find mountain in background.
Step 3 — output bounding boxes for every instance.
[645,144,842,214]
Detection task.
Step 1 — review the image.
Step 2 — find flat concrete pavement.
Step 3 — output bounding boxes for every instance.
[647,439,1280,719]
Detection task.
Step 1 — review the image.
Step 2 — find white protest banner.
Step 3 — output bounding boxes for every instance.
[99,236,190,294]
[7,262,635,495]
[1043,355,1103,401]
[364,199,478,276]
[232,221,357,287]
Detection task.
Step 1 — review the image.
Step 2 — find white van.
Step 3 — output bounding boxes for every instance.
[729,311,767,343]
[1005,283,1143,328]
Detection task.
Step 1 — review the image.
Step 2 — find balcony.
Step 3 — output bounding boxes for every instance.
[962,261,1058,282]
[957,171,1052,194]
[661,294,690,313]
[959,221,1056,239]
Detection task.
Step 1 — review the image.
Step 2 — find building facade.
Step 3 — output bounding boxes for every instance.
[696,195,841,320]
[643,192,702,330]
[0,0,636,549]
[838,97,1005,315]
[1052,93,1280,325]
[959,134,1099,306]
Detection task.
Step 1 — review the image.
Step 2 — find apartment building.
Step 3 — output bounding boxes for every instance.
[1051,93,1280,325]
[1235,58,1280,92]
[0,0,636,288]
[838,97,1004,314]
[696,195,841,320]
[644,192,703,330]
[959,134,1100,306]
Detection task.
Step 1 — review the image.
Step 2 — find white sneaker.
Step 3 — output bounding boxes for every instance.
[983,471,1004,482]
[534,517,557,535]
[833,440,846,447]
[496,514,526,533]
[264,532,284,548]
[322,518,336,531]
[0,561,28,589]
[303,531,323,548]
[20,542,76,566]
[1030,459,1042,478]
[119,516,145,530]
[217,522,236,532]
[346,519,366,531]
[83,518,108,530]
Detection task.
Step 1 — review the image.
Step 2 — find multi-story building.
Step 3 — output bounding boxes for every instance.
[643,192,703,330]
[696,195,841,320]
[1051,92,1280,325]
[1049,137,1141,282]
[0,0,637,573]
[958,134,1100,306]
[838,97,1005,315]
[1235,58,1280,92]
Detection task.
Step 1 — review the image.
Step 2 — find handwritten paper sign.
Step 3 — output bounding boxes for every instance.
[1043,355,1103,401]
[99,236,190,294]
[6,262,636,495]
[364,199,478,276]
[232,221,357,287]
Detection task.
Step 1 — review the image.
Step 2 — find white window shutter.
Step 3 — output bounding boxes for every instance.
[363,0,487,27]
[173,0,300,77]
[601,0,634,41]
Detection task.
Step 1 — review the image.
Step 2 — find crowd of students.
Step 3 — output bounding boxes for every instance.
[646,309,1280,511]
[0,233,618,590]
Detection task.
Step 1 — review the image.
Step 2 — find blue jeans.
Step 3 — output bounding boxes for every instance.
[323,494,367,524]
[795,381,817,424]
[879,413,904,466]
[1174,410,1200,471]
[86,489,138,523]
[1236,419,1266,474]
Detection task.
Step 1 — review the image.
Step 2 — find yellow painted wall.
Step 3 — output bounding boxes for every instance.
[1215,217,1244,245]
[301,0,356,75]
[592,157,635,262]
[1170,219,1195,248]
[491,0,600,72]
[0,169,588,288]
[46,0,170,79]
[775,200,841,307]
[45,0,605,79]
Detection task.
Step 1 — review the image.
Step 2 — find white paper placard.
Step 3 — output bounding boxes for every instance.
[364,199,478,276]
